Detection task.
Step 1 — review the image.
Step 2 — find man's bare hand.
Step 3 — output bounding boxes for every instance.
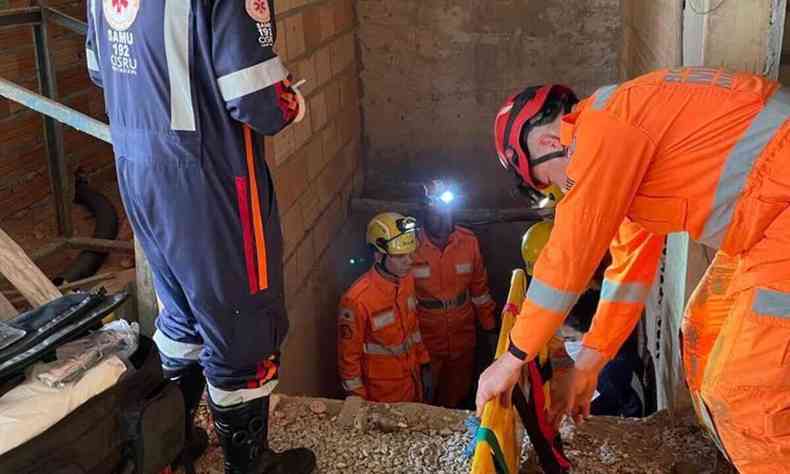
[475,352,525,417]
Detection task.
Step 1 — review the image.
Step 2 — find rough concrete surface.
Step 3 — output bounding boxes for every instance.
[183,395,734,474]
[357,0,622,207]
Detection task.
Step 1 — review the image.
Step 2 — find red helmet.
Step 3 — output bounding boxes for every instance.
[493,85,577,190]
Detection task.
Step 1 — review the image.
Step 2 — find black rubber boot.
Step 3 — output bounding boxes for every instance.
[209,396,316,474]
[164,365,209,473]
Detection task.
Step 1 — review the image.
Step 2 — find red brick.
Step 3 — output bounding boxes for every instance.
[299,184,322,228]
[319,3,336,43]
[314,47,332,86]
[308,91,328,133]
[302,5,323,51]
[304,137,325,183]
[334,0,355,33]
[281,204,305,259]
[272,149,309,213]
[324,80,341,118]
[284,13,306,60]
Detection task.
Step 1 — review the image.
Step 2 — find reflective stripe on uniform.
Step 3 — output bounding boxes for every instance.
[600,279,650,303]
[591,84,619,110]
[342,377,363,391]
[471,293,493,306]
[86,48,100,72]
[207,379,278,407]
[753,288,790,318]
[217,57,288,102]
[153,329,203,360]
[455,263,472,274]
[413,265,431,278]
[526,277,579,315]
[700,89,790,248]
[164,0,196,131]
[364,331,422,356]
[371,310,396,330]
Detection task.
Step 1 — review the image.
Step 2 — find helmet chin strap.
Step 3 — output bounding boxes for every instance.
[375,256,400,280]
[529,149,566,167]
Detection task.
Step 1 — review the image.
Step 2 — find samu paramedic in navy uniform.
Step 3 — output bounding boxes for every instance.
[86,0,314,472]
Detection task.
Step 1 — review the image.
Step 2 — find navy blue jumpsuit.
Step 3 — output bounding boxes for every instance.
[86,0,300,406]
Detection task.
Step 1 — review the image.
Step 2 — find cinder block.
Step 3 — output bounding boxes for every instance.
[284,13,306,60]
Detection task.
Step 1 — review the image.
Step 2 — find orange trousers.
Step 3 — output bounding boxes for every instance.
[429,351,475,408]
[682,252,790,473]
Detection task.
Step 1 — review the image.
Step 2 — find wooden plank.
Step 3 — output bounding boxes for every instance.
[66,237,134,255]
[134,239,158,336]
[0,227,61,307]
[4,271,122,305]
[0,291,17,321]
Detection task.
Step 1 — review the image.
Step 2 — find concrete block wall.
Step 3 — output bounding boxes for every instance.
[268,0,363,396]
[356,0,622,207]
[620,0,682,79]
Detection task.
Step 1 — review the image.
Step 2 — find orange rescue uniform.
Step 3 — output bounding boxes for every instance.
[337,267,430,403]
[509,68,790,472]
[412,227,497,407]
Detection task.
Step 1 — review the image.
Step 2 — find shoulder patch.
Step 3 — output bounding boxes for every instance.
[246,0,271,23]
[103,0,140,31]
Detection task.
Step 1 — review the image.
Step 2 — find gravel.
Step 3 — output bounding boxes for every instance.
[181,395,734,474]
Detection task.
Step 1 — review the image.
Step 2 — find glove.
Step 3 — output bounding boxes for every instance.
[421,364,433,403]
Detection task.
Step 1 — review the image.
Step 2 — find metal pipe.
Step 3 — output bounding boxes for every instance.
[0,77,111,143]
[45,7,87,35]
[33,11,73,238]
[0,7,41,29]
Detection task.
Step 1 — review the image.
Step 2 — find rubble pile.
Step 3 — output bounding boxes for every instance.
[184,396,734,473]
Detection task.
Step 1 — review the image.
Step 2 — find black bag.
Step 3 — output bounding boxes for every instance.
[0,335,186,474]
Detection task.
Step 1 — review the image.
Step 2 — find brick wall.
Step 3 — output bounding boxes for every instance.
[0,0,113,223]
[268,0,363,395]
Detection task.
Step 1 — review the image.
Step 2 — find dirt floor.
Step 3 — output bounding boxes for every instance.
[183,395,735,474]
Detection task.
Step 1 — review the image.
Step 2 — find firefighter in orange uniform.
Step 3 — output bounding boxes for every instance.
[412,181,497,408]
[477,69,790,473]
[337,212,432,403]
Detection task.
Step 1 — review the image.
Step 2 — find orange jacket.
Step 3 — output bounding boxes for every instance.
[337,267,431,402]
[510,68,790,361]
[412,227,496,356]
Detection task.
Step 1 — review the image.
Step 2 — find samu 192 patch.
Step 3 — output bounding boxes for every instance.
[103,0,140,31]
[246,0,271,23]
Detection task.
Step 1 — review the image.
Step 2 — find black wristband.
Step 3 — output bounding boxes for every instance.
[507,336,528,361]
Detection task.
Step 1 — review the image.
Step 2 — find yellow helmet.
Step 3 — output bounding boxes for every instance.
[521,221,553,275]
[537,184,564,209]
[367,212,418,255]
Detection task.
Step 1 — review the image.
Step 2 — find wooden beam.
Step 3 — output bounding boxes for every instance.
[0,291,17,321]
[66,237,134,254]
[4,271,122,305]
[351,198,553,223]
[0,227,61,307]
